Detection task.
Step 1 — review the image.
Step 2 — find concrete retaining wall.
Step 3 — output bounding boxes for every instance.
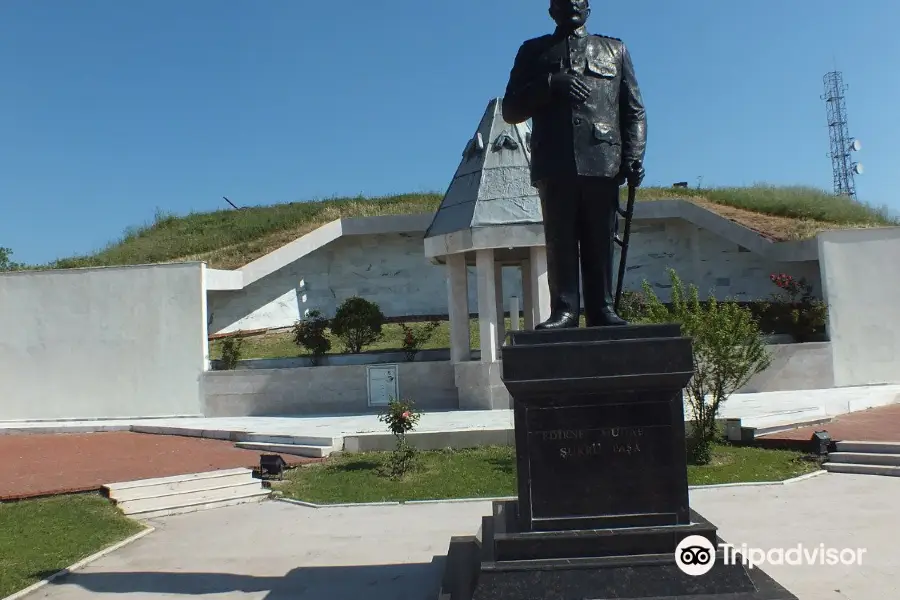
[734,342,834,393]
[203,341,833,417]
[203,361,459,417]
[818,227,900,387]
[0,263,208,420]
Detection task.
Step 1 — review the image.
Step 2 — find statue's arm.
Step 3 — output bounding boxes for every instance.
[618,44,647,166]
[502,42,551,124]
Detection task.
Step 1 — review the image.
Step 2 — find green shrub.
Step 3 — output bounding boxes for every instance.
[331,296,385,354]
[219,332,244,370]
[292,310,332,365]
[618,290,649,322]
[639,269,772,465]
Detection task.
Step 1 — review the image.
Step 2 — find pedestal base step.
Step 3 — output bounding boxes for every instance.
[438,504,798,600]
[439,536,797,600]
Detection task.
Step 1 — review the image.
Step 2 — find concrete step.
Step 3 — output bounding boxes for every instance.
[127,489,272,519]
[115,481,266,515]
[835,441,900,454]
[104,468,256,502]
[240,433,337,447]
[827,452,900,467]
[726,408,831,442]
[234,441,333,458]
[823,462,900,477]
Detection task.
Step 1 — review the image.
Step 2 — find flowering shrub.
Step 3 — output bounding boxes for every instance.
[398,321,441,361]
[378,398,421,478]
[759,273,828,342]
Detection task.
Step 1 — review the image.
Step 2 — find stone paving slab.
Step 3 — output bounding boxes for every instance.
[25,473,900,600]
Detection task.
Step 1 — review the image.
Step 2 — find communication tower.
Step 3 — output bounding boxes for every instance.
[821,71,863,198]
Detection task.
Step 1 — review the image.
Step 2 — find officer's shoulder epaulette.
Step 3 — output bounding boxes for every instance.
[593,33,622,42]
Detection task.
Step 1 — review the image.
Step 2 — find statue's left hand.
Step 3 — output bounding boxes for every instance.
[618,161,645,187]
[627,161,645,187]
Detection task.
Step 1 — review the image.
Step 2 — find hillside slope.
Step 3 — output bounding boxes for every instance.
[48,185,896,271]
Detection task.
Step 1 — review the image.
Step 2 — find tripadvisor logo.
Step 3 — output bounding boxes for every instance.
[674,535,867,576]
[675,535,716,576]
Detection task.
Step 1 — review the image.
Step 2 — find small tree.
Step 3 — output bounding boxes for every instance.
[219,332,244,370]
[292,310,332,365]
[331,296,385,354]
[378,398,421,479]
[398,320,441,361]
[0,247,22,272]
[640,269,771,465]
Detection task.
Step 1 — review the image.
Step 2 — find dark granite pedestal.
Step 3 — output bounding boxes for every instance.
[437,324,798,600]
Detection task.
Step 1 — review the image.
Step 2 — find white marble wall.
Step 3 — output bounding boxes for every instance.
[208,220,822,334]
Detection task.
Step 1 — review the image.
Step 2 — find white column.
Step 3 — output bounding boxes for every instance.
[446,253,471,362]
[495,264,506,347]
[521,259,535,329]
[475,249,499,363]
[509,296,521,331]
[529,245,551,325]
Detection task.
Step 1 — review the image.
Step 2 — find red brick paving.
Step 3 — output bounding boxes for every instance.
[760,404,900,442]
[0,431,320,501]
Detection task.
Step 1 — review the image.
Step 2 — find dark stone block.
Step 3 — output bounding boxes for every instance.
[502,325,694,396]
[504,325,693,532]
[484,501,717,563]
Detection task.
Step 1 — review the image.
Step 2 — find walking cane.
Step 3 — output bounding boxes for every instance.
[614,161,641,313]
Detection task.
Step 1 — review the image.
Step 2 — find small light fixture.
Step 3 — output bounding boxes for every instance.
[810,431,832,456]
[260,454,287,480]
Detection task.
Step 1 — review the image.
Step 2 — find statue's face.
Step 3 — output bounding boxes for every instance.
[549,0,590,28]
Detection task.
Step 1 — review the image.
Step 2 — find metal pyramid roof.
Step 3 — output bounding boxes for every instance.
[424,97,542,239]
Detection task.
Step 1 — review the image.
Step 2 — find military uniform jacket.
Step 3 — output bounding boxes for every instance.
[502,27,647,185]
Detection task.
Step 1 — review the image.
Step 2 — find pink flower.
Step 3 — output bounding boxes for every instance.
[401,410,411,419]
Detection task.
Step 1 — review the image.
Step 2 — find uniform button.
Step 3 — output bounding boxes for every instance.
[573,117,582,125]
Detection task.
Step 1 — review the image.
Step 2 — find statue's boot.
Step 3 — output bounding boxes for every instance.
[535,311,579,329]
[586,306,627,327]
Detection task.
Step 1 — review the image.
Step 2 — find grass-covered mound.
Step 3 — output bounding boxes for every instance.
[42,185,898,271]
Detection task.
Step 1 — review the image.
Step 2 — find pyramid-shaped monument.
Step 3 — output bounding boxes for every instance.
[425,97,541,238]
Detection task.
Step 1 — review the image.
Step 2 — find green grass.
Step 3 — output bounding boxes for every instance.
[689,184,895,225]
[0,494,144,597]
[30,186,897,272]
[276,444,819,505]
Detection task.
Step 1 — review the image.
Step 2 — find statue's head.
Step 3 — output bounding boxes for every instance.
[549,0,590,29]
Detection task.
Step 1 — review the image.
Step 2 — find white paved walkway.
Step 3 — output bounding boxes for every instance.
[25,473,900,600]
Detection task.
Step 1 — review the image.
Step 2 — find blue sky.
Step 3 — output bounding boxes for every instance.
[2,0,898,265]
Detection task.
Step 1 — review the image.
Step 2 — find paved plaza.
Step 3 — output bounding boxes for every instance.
[24,473,900,600]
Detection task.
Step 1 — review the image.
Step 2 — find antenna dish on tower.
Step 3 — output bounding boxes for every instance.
[853,163,864,175]
[850,139,862,152]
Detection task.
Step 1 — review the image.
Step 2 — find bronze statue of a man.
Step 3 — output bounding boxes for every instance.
[502,0,647,329]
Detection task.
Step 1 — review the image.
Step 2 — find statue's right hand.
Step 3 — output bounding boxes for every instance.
[550,72,590,103]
